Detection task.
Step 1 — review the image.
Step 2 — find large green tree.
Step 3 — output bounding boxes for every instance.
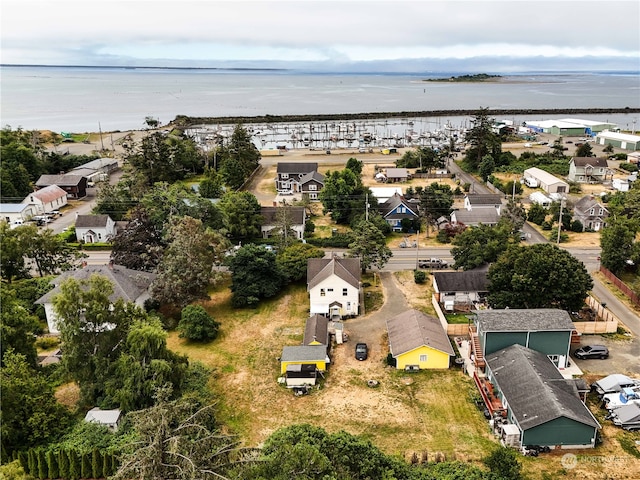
[125,131,201,186]
[177,305,220,342]
[419,183,454,235]
[348,220,392,272]
[53,274,140,406]
[105,318,188,411]
[219,123,261,190]
[0,127,42,201]
[1,286,40,367]
[600,216,638,274]
[0,221,30,282]
[218,191,263,240]
[276,242,325,283]
[227,244,286,307]
[151,216,229,308]
[319,168,368,224]
[463,108,502,171]
[110,205,166,272]
[488,243,593,311]
[1,350,73,456]
[451,224,514,270]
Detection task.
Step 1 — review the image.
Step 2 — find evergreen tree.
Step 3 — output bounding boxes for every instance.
[37,449,47,479]
[46,449,59,480]
[58,449,70,479]
[81,452,92,479]
[101,452,111,479]
[91,448,102,479]
[27,448,37,476]
[68,449,81,480]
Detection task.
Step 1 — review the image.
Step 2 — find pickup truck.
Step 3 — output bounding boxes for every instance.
[418,258,448,269]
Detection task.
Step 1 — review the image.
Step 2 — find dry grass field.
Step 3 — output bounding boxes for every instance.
[165,273,640,479]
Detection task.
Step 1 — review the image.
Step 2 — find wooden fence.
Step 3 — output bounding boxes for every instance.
[599,266,640,308]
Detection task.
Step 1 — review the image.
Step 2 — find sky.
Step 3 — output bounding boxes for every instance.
[2,0,639,73]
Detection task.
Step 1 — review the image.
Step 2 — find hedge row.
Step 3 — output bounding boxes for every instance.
[17,447,118,479]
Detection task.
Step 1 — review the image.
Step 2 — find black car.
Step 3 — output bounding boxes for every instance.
[574,345,609,359]
[355,343,368,361]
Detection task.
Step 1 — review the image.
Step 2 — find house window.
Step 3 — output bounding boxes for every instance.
[320,289,325,297]
[98,233,102,240]
[327,288,333,292]
[547,354,560,366]
[599,208,604,215]
[309,184,317,191]
[589,208,595,215]
[419,354,428,362]
[310,193,318,200]
[281,173,289,179]
[346,302,351,311]
[343,288,348,296]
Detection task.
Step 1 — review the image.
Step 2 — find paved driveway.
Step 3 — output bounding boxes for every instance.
[342,272,409,363]
[571,335,640,376]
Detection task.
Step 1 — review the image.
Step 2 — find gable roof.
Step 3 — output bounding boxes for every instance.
[75,214,112,228]
[281,344,327,362]
[571,157,608,168]
[73,157,118,171]
[465,194,503,205]
[260,206,306,226]
[524,167,568,186]
[0,203,32,213]
[474,309,575,332]
[35,264,156,305]
[433,268,489,293]
[303,314,329,345]
[379,193,418,218]
[451,209,500,225]
[574,195,608,214]
[486,344,600,431]
[277,162,318,174]
[299,171,325,185]
[36,174,86,187]
[386,309,455,357]
[307,257,360,290]
[26,185,67,203]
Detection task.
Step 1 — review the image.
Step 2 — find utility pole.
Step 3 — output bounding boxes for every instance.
[98,122,105,151]
[556,199,565,244]
[365,193,369,222]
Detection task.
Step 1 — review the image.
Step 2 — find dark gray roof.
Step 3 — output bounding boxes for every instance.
[281,344,327,362]
[574,195,608,214]
[474,309,575,332]
[465,194,503,205]
[75,214,112,228]
[486,344,600,430]
[572,157,608,167]
[260,206,306,226]
[433,268,489,293]
[451,209,500,225]
[36,174,86,187]
[73,158,118,171]
[612,403,640,424]
[299,171,325,185]
[386,309,455,357]
[307,257,360,290]
[35,264,156,305]
[303,314,329,345]
[277,162,318,174]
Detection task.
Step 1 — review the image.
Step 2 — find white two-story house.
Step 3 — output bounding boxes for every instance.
[307,256,361,319]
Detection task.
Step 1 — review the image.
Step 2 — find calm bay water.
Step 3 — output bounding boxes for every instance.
[1,65,639,133]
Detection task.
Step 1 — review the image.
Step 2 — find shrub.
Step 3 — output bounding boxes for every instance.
[619,162,638,172]
[570,220,584,232]
[35,336,60,350]
[414,270,427,284]
[541,220,553,230]
[178,305,220,342]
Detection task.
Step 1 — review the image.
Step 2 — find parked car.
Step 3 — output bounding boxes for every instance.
[355,343,368,361]
[574,345,609,359]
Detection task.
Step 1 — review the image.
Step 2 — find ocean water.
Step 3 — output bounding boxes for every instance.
[0,65,639,133]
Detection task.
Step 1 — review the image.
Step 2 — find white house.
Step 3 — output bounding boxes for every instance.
[523,168,569,194]
[612,178,630,192]
[307,256,361,319]
[35,264,156,334]
[75,214,117,243]
[22,185,68,214]
[260,206,306,240]
[463,194,503,214]
[1,203,37,225]
[84,407,122,431]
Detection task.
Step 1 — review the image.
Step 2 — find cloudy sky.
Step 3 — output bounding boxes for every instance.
[2,0,639,72]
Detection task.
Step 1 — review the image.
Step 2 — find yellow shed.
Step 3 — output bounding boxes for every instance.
[386,309,455,370]
[280,345,329,375]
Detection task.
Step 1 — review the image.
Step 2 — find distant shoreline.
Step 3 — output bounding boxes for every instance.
[173,107,640,127]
